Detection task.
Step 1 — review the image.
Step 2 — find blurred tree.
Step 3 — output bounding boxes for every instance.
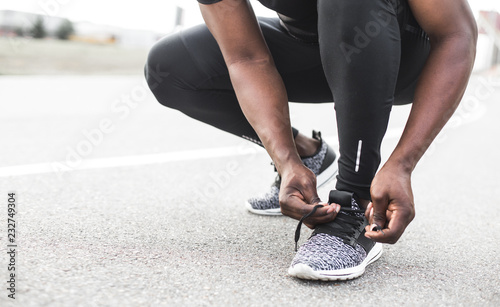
[14,27,24,37]
[56,19,75,40]
[31,17,47,39]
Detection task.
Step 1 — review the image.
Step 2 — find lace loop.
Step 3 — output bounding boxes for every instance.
[294,204,323,251]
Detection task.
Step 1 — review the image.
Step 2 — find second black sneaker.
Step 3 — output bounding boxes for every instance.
[245,131,338,215]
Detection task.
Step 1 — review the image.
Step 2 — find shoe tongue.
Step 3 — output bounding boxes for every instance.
[329,190,356,209]
[313,190,366,242]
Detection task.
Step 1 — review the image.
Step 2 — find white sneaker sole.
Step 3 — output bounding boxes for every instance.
[245,202,283,215]
[245,154,339,216]
[316,157,339,189]
[288,243,383,281]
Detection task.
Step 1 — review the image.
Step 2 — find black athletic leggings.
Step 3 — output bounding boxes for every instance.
[145,0,430,200]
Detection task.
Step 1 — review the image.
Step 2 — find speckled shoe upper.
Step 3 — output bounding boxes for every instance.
[290,197,367,271]
[288,190,382,281]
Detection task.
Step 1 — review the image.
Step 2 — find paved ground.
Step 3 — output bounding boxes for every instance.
[0,72,499,306]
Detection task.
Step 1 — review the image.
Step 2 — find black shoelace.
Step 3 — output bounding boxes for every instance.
[294,205,365,251]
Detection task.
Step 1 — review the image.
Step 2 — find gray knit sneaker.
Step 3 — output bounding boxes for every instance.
[288,190,383,281]
[245,131,338,216]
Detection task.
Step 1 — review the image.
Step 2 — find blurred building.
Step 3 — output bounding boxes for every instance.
[69,21,165,47]
[476,11,500,70]
[0,10,168,48]
[2,8,500,67]
[0,10,66,36]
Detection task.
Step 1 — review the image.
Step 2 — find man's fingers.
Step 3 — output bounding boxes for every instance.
[279,183,319,216]
[281,194,339,228]
[365,207,413,244]
[303,203,340,227]
[369,192,389,230]
[365,214,403,244]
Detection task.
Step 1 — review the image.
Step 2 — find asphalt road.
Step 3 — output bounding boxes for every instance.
[0,72,499,306]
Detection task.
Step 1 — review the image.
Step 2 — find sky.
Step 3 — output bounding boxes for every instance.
[0,0,498,32]
[0,0,275,31]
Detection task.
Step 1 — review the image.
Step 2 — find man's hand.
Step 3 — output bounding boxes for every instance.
[364,161,415,244]
[362,0,476,245]
[279,162,340,228]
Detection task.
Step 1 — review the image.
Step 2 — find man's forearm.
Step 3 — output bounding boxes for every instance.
[388,35,476,171]
[198,0,301,174]
[228,59,302,173]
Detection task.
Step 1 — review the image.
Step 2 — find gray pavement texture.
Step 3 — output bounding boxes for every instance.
[0,72,499,307]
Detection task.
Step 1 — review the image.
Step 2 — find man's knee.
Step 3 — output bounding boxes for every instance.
[144,36,185,109]
[145,40,172,92]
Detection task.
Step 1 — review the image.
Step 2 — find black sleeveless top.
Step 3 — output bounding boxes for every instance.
[197,0,319,42]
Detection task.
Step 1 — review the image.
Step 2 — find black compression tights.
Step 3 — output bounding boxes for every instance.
[145,0,430,200]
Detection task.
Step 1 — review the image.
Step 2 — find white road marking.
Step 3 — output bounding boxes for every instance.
[0,130,404,178]
[0,146,262,178]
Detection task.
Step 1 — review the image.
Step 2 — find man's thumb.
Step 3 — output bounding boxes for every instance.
[369,197,388,230]
[306,188,321,205]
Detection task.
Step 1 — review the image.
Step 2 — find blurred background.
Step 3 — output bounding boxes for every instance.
[1,0,499,173]
[0,0,499,75]
[0,2,499,305]
[0,0,278,75]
